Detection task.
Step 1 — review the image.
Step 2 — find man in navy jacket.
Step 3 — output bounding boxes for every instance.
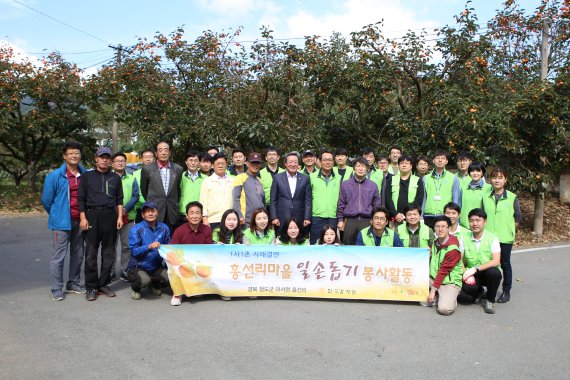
[41,141,87,301]
[128,201,170,300]
[270,152,312,235]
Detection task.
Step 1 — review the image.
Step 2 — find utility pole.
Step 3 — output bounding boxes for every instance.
[533,18,549,237]
[110,44,122,153]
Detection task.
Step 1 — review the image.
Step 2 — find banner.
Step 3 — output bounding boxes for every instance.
[159,244,429,302]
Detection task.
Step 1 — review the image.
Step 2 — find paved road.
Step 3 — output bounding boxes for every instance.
[1,216,569,379]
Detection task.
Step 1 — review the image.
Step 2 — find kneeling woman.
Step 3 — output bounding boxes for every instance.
[212,209,243,245]
[212,209,243,301]
[243,208,275,245]
[276,218,309,246]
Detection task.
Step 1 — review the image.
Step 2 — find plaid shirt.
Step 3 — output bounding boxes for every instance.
[157,160,171,194]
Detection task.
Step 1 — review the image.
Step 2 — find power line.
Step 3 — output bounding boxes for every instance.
[11,0,109,44]
[81,56,115,70]
[27,48,111,55]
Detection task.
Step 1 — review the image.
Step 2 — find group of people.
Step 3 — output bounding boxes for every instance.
[41,141,521,315]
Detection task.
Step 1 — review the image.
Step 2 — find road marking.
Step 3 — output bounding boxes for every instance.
[514,244,570,253]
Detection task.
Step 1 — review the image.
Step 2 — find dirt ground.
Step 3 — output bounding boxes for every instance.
[515,193,570,247]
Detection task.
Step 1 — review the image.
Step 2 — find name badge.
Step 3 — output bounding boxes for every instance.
[433,195,441,201]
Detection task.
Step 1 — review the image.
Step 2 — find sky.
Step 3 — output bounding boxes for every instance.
[1,0,540,75]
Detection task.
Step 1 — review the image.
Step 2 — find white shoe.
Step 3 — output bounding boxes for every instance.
[171,295,182,306]
[221,296,231,301]
[131,291,141,300]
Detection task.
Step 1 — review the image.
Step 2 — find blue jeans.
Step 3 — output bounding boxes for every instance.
[310,217,338,245]
[50,220,84,292]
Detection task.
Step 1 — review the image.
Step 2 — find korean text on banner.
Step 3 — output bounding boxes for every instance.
[159,245,429,302]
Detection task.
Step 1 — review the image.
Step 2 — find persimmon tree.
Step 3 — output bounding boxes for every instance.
[0,48,93,190]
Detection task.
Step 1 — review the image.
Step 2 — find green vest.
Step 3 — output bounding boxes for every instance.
[310,170,341,218]
[243,229,275,245]
[278,239,309,246]
[397,223,431,248]
[132,169,145,209]
[179,171,205,215]
[332,166,354,182]
[391,174,419,208]
[259,167,285,206]
[482,189,517,243]
[369,170,384,194]
[456,173,472,189]
[463,231,501,271]
[429,242,463,287]
[359,227,395,247]
[423,169,455,215]
[212,227,236,244]
[119,172,136,220]
[460,182,492,228]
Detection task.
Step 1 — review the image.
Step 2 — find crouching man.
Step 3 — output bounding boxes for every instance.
[461,208,502,314]
[127,201,171,300]
[424,215,463,316]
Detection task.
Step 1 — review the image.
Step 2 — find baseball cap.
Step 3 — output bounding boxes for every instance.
[141,201,158,212]
[96,147,112,157]
[248,152,263,163]
[303,150,316,157]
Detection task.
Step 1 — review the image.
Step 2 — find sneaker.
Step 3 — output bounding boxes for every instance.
[51,289,64,301]
[497,290,510,303]
[131,291,141,300]
[221,296,232,301]
[97,286,116,297]
[120,272,130,282]
[65,284,86,294]
[86,289,97,301]
[483,300,496,314]
[171,295,181,306]
[150,287,162,296]
[419,301,433,307]
[473,286,488,304]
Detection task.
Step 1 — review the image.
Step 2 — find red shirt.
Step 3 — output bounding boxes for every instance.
[66,167,81,221]
[170,223,213,244]
[157,160,171,169]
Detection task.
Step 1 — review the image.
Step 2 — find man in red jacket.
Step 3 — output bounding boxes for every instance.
[423,215,463,316]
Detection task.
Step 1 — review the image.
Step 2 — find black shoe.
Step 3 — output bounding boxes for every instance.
[97,286,116,297]
[86,289,97,301]
[119,272,130,282]
[473,286,488,305]
[497,290,510,303]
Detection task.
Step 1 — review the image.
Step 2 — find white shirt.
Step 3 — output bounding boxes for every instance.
[450,224,466,253]
[287,172,297,197]
[471,231,501,252]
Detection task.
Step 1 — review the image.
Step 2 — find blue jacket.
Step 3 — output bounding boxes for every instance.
[41,163,86,231]
[128,220,171,272]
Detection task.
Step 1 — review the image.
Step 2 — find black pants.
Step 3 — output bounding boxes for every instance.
[84,208,118,290]
[423,215,437,229]
[500,243,513,291]
[128,267,169,292]
[461,267,502,302]
[342,217,370,246]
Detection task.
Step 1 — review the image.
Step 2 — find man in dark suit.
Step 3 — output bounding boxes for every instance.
[270,152,312,235]
[140,141,183,233]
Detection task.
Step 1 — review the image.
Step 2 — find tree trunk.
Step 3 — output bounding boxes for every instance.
[28,160,37,192]
[533,192,544,237]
